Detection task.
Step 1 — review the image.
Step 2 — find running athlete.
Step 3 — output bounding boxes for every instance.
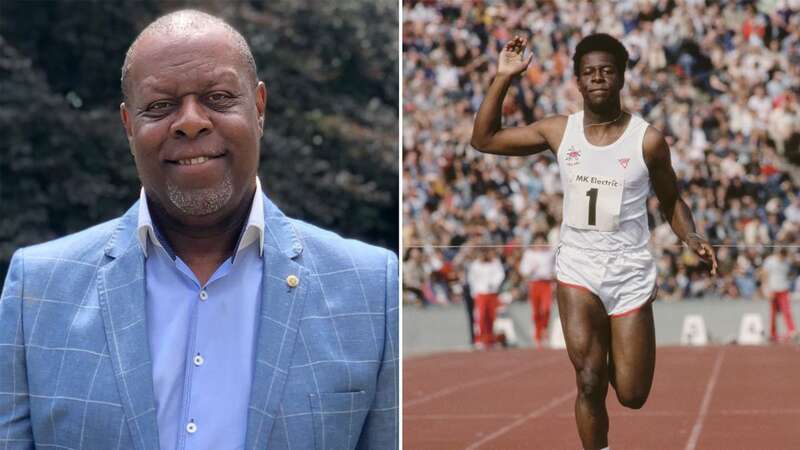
[470,34,718,450]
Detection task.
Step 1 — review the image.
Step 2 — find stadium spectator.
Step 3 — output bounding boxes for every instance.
[519,233,556,347]
[467,249,506,348]
[762,247,798,341]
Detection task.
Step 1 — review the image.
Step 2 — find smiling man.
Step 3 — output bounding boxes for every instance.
[470,34,716,450]
[0,10,397,450]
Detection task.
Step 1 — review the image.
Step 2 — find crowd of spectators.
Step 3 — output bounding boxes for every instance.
[402,0,800,307]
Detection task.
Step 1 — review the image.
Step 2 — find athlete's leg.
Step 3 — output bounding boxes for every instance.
[557,283,611,449]
[528,281,538,343]
[473,294,486,346]
[533,284,545,344]
[464,287,475,345]
[770,295,779,341]
[487,294,499,346]
[608,302,656,409]
[541,281,553,339]
[776,291,796,335]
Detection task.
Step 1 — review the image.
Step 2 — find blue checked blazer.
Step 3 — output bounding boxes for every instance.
[0,194,398,450]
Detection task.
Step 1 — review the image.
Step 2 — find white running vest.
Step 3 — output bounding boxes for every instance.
[556,111,651,251]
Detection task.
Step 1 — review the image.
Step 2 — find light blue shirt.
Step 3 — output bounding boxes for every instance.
[137,180,265,450]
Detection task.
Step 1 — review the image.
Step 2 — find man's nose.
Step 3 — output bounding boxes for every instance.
[170,97,211,139]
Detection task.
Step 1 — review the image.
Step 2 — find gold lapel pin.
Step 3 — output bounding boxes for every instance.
[286,275,299,288]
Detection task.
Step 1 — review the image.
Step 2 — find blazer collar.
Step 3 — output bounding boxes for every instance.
[135,178,268,259]
[103,202,140,259]
[103,188,303,261]
[261,193,304,260]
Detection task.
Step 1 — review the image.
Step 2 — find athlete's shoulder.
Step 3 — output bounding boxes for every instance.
[541,113,569,127]
[641,123,670,167]
[641,122,666,147]
[530,114,568,133]
[534,114,569,152]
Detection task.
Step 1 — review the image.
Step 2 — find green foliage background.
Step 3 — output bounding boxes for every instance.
[0,0,399,279]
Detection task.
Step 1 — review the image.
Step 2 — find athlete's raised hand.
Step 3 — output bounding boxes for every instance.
[686,232,718,276]
[497,36,532,77]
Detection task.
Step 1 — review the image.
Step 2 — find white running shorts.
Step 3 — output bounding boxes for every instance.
[555,244,657,317]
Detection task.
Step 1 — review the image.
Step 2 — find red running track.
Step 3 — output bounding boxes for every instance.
[403,345,800,449]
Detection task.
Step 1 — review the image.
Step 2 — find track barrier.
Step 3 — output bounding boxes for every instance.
[737,313,766,345]
[681,314,709,346]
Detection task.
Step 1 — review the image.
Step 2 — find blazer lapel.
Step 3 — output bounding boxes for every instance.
[96,203,160,450]
[246,195,310,450]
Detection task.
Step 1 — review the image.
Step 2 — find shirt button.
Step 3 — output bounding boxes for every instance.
[193,354,204,366]
[199,290,208,301]
[186,421,197,434]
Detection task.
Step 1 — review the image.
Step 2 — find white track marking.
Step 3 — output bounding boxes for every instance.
[719,408,800,416]
[464,390,574,450]
[405,356,562,408]
[405,413,522,420]
[407,408,800,422]
[684,347,725,450]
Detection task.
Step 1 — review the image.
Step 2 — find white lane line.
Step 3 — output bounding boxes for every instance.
[405,407,800,423]
[684,347,726,450]
[405,355,562,408]
[464,390,574,450]
[404,413,522,420]
[719,408,800,416]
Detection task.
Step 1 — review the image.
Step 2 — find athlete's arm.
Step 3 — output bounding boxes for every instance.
[470,36,565,156]
[645,127,718,275]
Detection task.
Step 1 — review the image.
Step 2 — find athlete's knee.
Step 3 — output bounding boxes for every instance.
[616,388,649,409]
[576,366,606,402]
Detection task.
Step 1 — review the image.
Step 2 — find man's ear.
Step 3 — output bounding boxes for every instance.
[256,81,267,134]
[120,102,135,155]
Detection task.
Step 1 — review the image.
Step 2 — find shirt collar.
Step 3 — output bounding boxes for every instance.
[136,178,265,259]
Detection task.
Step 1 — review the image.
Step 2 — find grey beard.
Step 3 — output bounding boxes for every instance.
[166,174,233,216]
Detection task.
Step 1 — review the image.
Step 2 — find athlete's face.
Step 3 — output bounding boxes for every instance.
[576,51,623,109]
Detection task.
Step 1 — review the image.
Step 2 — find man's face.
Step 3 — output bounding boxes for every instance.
[120,28,266,226]
[576,51,623,109]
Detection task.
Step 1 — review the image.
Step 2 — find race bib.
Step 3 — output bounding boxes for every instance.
[564,173,624,231]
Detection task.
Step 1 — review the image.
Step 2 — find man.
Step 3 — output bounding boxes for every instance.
[0,10,397,450]
[471,34,717,450]
[402,247,429,306]
[519,233,555,348]
[466,249,505,349]
[761,247,797,342]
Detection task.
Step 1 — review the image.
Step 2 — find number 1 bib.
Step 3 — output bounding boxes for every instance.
[564,173,624,231]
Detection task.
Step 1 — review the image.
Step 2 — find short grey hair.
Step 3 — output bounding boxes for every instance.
[120,9,257,101]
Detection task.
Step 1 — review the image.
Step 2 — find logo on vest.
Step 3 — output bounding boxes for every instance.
[565,146,581,166]
[618,158,630,169]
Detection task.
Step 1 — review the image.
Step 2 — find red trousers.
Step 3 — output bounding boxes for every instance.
[528,280,553,345]
[473,293,499,346]
[770,291,796,340]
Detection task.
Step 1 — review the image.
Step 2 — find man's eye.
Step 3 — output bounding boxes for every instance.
[208,93,230,102]
[148,101,172,111]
